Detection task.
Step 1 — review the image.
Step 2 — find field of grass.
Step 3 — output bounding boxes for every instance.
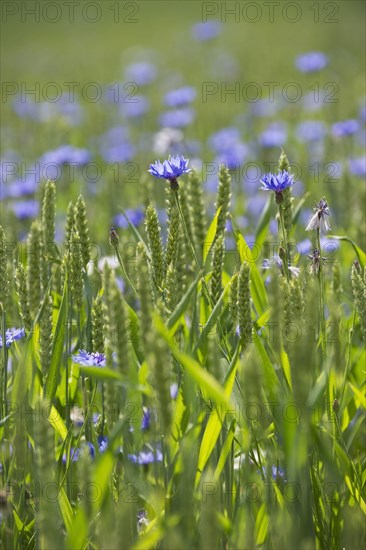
[1,1,365,549]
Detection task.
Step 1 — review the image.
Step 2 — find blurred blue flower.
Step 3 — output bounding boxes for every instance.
[10,200,39,220]
[271,465,286,481]
[164,86,196,107]
[12,96,39,119]
[170,383,178,399]
[99,126,135,163]
[128,449,163,465]
[148,155,191,182]
[296,238,339,256]
[296,120,327,142]
[295,52,328,72]
[208,127,241,153]
[332,119,360,137]
[348,156,366,178]
[215,142,248,169]
[120,95,150,118]
[263,253,300,278]
[113,208,144,229]
[124,62,157,86]
[260,171,294,193]
[64,436,108,464]
[0,328,25,348]
[246,195,267,217]
[4,168,40,198]
[141,407,151,431]
[72,350,107,367]
[251,98,282,117]
[39,145,91,181]
[159,107,195,128]
[359,104,366,123]
[259,123,287,148]
[192,21,222,41]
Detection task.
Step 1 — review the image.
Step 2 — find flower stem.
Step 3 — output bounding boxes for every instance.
[278,206,290,281]
[316,228,327,359]
[113,244,137,295]
[174,189,201,272]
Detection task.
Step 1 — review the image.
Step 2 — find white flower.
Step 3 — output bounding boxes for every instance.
[305,199,331,232]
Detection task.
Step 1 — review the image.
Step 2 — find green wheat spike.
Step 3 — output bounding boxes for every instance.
[75,194,91,269]
[211,234,225,305]
[14,262,32,330]
[164,186,181,275]
[91,294,105,354]
[237,261,252,350]
[215,164,232,240]
[145,203,164,291]
[40,293,53,377]
[27,221,43,316]
[351,261,366,342]
[0,226,9,314]
[187,169,207,258]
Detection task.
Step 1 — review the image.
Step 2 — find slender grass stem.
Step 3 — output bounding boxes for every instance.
[1,310,8,422]
[316,228,326,358]
[278,206,290,281]
[174,189,201,272]
[113,244,137,295]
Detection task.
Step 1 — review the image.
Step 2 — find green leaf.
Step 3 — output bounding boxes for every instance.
[58,486,74,533]
[194,282,230,352]
[254,195,272,248]
[233,225,268,315]
[255,503,269,546]
[44,277,68,403]
[48,405,68,441]
[155,317,230,408]
[11,338,34,405]
[167,271,201,330]
[203,206,222,263]
[254,336,279,401]
[327,235,366,267]
[77,366,123,381]
[195,353,239,488]
[213,419,236,482]
[65,508,88,550]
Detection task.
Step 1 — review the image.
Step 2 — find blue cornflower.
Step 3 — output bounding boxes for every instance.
[148,154,191,189]
[260,170,295,202]
[271,465,286,482]
[259,123,287,148]
[113,208,144,229]
[349,156,366,178]
[124,62,157,86]
[296,121,327,143]
[128,449,163,465]
[63,436,108,464]
[332,119,360,138]
[141,407,151,431]
[164,87,196,108]
[295,52,328,73]
[159,107,195,128]
[120,95,150,118]
[192,21,222,41]
[0,328,25,348]
[263,253,300,278]
[72,350,106,367]
[208,127,241,153]
[170,383,178,399]
[11,200,39,220]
